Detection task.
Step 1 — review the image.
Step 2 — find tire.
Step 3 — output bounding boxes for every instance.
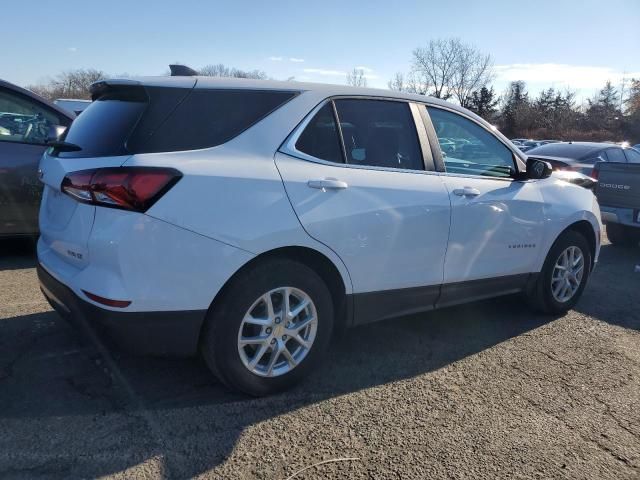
[606,223,640,248]
[526,230,592,314]
[200,258,334,396]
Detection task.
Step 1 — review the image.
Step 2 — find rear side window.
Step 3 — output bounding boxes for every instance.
[604,148,627,163]
[334,99,423,171]
[295,103,344,163]
[57,87,297,158]
[137,89,297,153]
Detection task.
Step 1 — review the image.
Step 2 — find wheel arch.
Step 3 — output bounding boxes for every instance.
[562,220,598,267]
[200,246,352,345]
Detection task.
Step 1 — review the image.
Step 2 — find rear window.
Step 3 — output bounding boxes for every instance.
[57,86,297,158]
[57,88,147,158]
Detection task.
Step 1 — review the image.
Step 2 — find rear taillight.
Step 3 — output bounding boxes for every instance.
[61,167,181,212]
[591,168,599,180]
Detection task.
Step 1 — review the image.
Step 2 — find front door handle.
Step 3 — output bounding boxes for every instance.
[307,178,349,190]
[453,186,481,197]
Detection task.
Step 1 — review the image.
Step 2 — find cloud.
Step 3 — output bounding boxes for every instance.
[303,68,347,76]
[355,66,374,73]
[268,56,283,61]
[494,63,640,90]
[67,47,77,52]
[289,57,305,63]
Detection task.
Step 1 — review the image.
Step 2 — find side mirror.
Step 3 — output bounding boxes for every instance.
[526,158,552,179]
[46,125,67,144]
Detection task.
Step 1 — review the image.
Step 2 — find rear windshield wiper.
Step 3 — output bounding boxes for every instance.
[47,141,82,152]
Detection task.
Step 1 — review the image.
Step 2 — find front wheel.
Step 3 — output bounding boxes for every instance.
[200,258,334,396]
[526,230,592,314]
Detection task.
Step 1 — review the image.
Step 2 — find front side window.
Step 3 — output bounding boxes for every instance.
[0,88,67,146]
[427,107,515,178]
[333,99,423,171]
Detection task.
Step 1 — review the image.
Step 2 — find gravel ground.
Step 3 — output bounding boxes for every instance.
[0,233,639,479]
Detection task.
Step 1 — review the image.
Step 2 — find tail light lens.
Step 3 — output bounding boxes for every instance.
[61,167,181,212]
[591,167,599,180]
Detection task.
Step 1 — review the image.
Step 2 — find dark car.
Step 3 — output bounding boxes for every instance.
[526,141,640,176]
[0,79,74,238]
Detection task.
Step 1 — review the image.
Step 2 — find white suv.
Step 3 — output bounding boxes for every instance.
[37,76,602,395]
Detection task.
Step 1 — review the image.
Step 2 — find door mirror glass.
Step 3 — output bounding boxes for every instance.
[526,158,552,179]
[46,124,67,144]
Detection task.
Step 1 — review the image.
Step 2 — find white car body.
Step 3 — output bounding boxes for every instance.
[37,76,602,360]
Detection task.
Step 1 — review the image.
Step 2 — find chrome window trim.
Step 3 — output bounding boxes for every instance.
[279,96,438,175]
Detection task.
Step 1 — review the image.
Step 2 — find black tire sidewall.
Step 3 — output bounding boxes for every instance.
[538,230,592,313]
[202,259,334,396]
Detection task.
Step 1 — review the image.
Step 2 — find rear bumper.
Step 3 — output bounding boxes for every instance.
[37,263,206,356]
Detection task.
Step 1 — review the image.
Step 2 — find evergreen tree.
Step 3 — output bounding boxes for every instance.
[500,81,530,137]
[586,81,622,132]
[468,86,499,121]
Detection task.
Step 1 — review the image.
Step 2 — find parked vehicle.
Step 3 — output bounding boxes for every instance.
[527,142,640,176]
[37,76,602,395]
[593,161,640,247]
[54,98,91,116]
[0,79,74,238]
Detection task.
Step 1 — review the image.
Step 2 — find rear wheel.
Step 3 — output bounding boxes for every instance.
[200,258,334,396]
[526,230,592,314]
[606,223,640,247]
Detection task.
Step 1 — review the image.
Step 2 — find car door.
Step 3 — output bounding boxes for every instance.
[0,86,71,235]
[276,98,451,324]
[422,105,545,304]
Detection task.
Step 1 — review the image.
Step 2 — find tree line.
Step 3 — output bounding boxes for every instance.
[386,38,639,143]
[26,44,640,143]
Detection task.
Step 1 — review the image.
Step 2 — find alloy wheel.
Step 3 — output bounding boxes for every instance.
[551,246,585,303]
[237,287,318,377]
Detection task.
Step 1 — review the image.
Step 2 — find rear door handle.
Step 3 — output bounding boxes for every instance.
[453,186,481,197]
[307,179,348,190]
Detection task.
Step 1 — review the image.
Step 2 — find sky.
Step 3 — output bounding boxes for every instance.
[2,0,639,104]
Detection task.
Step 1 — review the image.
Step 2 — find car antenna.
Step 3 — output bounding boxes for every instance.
[169,64,198,76]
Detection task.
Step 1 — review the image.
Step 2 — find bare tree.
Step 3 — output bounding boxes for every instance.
[198,64,267,79]
[410,38,493,103]
[388,72,406,91]
[28,69,108,100]
[411,38,460,98]
[449,44,493,108]
[387,71,423,94]
[346,68,367,87]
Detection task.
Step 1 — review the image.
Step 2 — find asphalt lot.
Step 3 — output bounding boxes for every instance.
[1,233,639,479]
